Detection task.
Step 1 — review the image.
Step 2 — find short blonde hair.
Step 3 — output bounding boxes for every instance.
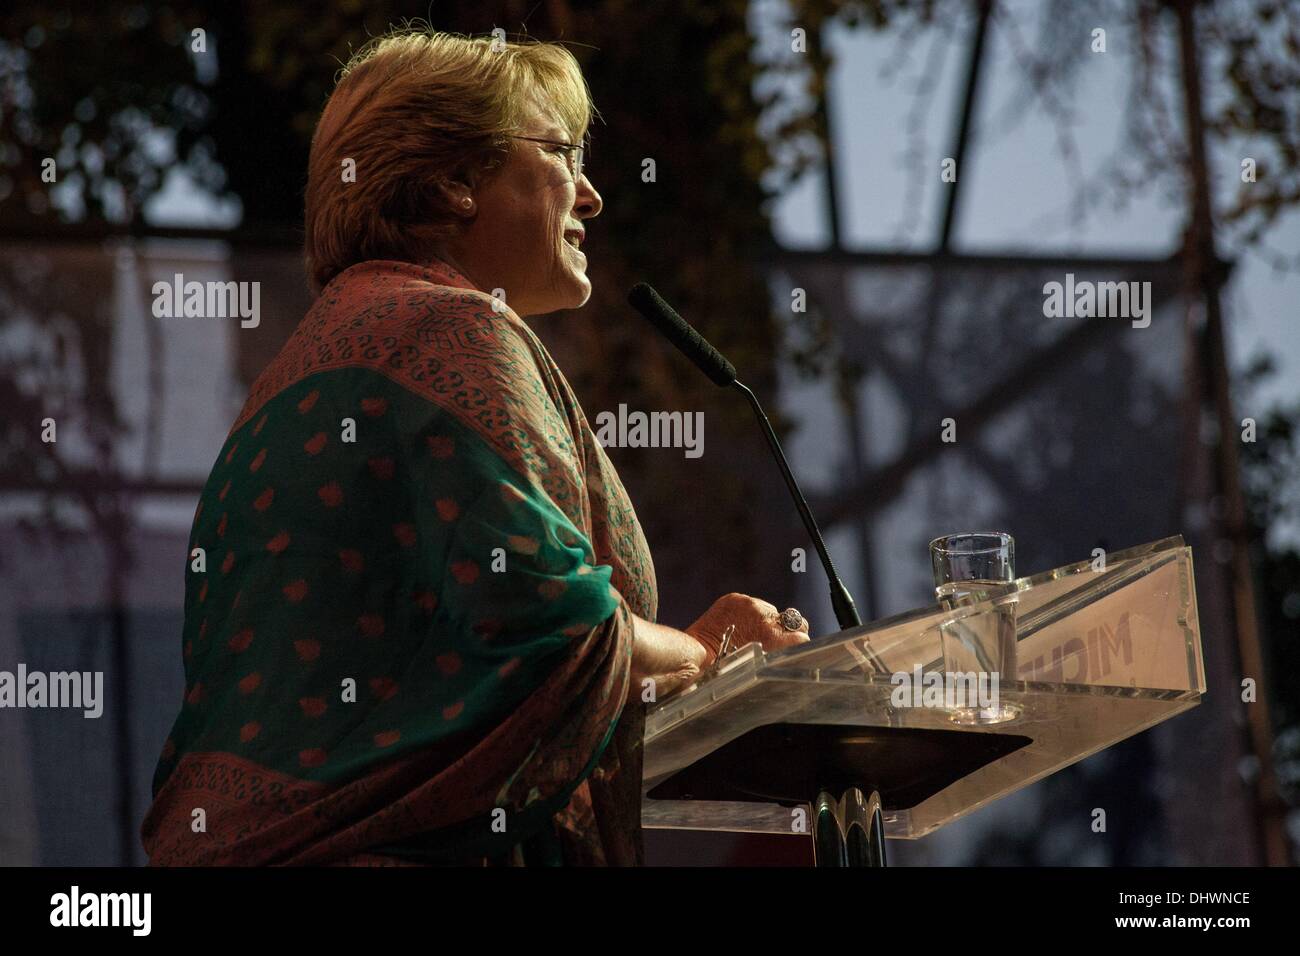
[305,30,595,294]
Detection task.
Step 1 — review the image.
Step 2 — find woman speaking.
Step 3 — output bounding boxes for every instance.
[142,29,808,866]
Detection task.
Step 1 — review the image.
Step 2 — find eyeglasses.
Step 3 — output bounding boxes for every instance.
[511,135,585,183]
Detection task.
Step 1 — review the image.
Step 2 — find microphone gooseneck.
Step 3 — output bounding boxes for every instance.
[627,282,862,631]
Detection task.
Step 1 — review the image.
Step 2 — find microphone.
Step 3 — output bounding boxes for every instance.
[628,282,862,631]
[627,284,737,387]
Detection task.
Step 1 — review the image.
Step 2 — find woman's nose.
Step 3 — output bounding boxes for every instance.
[574,175,602,219]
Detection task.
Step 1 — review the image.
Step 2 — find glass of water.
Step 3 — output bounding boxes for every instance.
[929,532,1019,724]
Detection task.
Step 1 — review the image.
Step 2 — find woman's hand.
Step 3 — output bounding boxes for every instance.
[685,592,811,668]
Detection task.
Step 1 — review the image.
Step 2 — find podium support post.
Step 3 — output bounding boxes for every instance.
[814,787,887,867]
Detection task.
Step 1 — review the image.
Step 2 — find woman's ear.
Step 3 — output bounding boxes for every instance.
[435,179,475,217]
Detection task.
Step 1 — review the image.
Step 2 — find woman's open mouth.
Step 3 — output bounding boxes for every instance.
[563,231,586,265]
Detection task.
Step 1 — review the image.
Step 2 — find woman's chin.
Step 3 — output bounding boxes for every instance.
[570,275,592,307]
[556,269,592,311]
[520,261,592,315]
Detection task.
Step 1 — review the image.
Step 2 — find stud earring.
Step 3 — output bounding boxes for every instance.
[460,196,473,209]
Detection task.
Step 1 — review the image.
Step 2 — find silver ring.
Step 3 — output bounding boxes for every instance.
[780,607,805,631]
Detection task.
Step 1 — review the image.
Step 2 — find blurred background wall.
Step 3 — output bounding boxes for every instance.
[0,0,1296,866]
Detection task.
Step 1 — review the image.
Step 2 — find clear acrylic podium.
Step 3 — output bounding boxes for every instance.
[642,536,1205,865]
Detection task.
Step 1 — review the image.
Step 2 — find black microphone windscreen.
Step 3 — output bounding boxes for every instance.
[628,283,737,387]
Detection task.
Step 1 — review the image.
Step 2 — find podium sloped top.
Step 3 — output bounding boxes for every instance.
[642,536,1204,839]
